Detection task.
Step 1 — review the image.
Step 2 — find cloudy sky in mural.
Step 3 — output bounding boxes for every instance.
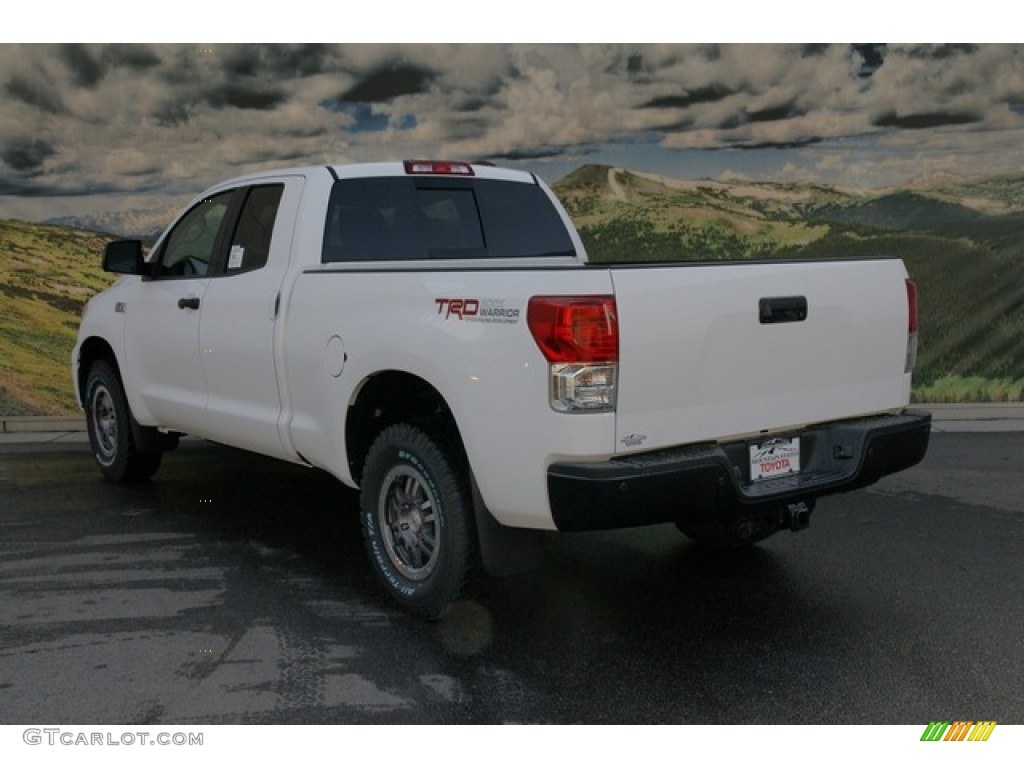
[2,42,1023,221]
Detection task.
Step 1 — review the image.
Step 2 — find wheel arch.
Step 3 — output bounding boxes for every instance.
[345,369,543,580]
[345,370,464,487]
[76,336,119,409]
[78,336,178,456]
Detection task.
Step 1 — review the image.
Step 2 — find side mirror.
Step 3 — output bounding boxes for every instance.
[102,240,148,275]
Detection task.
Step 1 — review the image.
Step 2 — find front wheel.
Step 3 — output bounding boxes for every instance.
[84,360,161,483]
[360,423,475,619]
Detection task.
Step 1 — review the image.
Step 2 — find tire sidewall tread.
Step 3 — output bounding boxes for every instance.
[360,423,473,619]
[84,360,161,483]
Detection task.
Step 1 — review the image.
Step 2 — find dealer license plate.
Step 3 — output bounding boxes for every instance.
[749,437,801,481]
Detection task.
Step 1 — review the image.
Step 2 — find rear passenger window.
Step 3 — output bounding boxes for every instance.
[226,185,284,273]
[322,177,575,262]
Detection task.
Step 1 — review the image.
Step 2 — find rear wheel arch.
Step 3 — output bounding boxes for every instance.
[345,371,464,486]
[346,370,544,595]
[360,422,476,618]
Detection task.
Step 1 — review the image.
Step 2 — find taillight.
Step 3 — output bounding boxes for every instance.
[528,296,618,413]
[527,296,618,363]
[905,278,919,373]
[403,160,475,176]
[906,278,919,335]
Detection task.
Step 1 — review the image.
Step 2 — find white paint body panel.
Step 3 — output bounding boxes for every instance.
[611,259,913,451]
[196,174,306,458]
[283,267,615,529]
[121,276,210,435]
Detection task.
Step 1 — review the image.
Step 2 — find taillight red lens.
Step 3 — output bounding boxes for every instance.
[906,278,919,334]
[527,296,618,363]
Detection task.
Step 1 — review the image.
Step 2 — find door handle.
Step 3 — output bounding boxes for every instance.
[759,296,807,324]
[177,296,201,310]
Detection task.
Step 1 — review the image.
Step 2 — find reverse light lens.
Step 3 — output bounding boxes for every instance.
[550,364,617,412]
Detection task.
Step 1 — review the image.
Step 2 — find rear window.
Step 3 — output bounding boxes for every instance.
[322,176,575,262]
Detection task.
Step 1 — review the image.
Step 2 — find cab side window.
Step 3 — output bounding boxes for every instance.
[155,192,233,278]
[225,185,284,273]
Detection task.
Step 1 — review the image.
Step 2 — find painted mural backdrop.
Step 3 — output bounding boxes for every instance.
[2,44,1022,413]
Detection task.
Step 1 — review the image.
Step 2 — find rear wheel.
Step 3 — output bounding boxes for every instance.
[360,423,475,619]
[677,500,816,548]
[84,360,161,482]
[677,524,771,549]
[677,515,779,550]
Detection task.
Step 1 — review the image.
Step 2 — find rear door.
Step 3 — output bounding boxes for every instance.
[611,259,912,452]
[197,176,303,458]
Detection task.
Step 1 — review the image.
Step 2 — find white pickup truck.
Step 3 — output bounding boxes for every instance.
[73,160,930,617]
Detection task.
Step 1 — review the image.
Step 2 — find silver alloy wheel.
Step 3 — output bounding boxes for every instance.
[377,464,440,581]
[90,383,118,466]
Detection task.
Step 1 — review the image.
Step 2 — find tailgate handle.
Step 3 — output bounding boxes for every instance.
[759,296,807,324]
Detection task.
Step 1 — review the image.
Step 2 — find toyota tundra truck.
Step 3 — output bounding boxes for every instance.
[72,160,931,618]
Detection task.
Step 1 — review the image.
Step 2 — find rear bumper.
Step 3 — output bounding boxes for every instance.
[548,410,931,531]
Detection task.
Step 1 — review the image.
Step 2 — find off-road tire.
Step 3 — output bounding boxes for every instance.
[360,423,475,619]
[84,360,162,483]
[676,519,777,550]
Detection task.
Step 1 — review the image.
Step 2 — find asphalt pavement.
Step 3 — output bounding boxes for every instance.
[0,409,1021,725]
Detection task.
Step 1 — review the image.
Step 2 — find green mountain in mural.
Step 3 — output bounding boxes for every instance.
[0,220,115,415]
[2,165,1022,415]
[553,166,1024,401]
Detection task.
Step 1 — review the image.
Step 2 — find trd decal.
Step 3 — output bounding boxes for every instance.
[435,298,479,319]
[435,298,521,324]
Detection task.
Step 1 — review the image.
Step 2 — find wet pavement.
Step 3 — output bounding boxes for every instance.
[0,433,1021,724]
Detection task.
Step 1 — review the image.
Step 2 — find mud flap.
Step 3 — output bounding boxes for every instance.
[129,416,180,455]
[471,476,544,578]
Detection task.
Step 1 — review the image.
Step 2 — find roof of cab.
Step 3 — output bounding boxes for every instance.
[194,160,538,201]
[327,161,536,184]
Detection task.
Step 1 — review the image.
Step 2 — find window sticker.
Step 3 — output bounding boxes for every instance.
[228,245,245,270]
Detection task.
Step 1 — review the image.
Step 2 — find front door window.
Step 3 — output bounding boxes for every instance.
[155,192,233,277]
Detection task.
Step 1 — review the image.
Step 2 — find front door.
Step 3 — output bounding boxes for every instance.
[122,191,233,436]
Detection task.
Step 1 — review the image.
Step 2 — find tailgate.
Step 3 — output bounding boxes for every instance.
[611,259,912,453]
